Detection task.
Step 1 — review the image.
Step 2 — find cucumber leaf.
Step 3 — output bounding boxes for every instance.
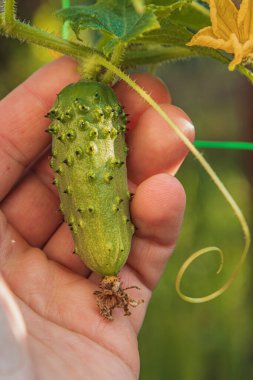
[133,1,210,48]
[134,18,193,46]
[169,3,210,30]
[145,0,210,31]
[57,0,160,51]
[147,0,193,19]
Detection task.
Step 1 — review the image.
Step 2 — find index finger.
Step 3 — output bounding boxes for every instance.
[0,56,79,201]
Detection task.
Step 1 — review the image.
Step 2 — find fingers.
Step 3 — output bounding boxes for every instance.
[0,73,175,249]
[43,223,90,277]
[1,150,92,275]
[0,169,185,368]
[113,73,171,130]
[0,56,79,201]
[1,72,190,291]
[111,173,186,333]
[128,173,186,291]
[89,173,186,334]
[127,104,195,185]
[1,156,62,247]
[131,173,186,246]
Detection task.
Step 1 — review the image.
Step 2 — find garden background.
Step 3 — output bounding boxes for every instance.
[0,1,253,378]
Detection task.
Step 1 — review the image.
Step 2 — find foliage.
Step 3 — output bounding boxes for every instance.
[54,0,253,80]
[57,0,160,54]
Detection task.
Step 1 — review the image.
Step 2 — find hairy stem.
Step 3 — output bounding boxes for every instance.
[79,55,102,80]
[0,12,102,60]
[236,64,253,84]
[0,13,4,28]
[4,0,16,24]
[102,43,126,83]
[124,46,201,66]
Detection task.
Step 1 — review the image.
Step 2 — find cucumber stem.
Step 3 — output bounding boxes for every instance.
[102,42,126,84]
[4,0,16,24]
[0,3,101,60]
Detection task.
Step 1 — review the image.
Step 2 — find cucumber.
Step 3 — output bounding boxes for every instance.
[47,81,142,318]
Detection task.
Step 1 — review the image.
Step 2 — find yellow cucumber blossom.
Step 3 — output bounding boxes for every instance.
[187,0,253,71]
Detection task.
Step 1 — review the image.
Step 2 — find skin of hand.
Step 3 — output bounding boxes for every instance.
[0,57,194,380]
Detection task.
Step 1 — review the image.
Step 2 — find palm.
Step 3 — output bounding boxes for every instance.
[0,57,194,379]
[16,280,138,379]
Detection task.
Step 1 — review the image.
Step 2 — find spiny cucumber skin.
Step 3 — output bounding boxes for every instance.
[48,81,134,276]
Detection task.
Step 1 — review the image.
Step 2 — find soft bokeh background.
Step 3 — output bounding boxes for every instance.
[1,1,253,379]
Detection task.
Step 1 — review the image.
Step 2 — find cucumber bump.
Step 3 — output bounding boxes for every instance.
[47,81,143,319]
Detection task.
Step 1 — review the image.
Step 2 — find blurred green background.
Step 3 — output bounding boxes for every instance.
[0,1,253,379]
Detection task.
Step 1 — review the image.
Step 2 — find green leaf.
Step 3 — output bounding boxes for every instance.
[134,18,193,46]
[146,0,210,31]
[124,44,225,67]
[124,45,201,66]
[147,0,193,20]
[169,2,210,31]
[134,1,210,48]
[57,0,160,48]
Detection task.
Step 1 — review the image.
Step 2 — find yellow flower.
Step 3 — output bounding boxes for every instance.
[187,0,253,70]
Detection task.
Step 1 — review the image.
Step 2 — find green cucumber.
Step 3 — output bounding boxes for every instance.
[48,80,135,277]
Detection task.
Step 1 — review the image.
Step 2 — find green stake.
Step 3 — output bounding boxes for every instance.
[61,0,70,40]
[194,140,253,151]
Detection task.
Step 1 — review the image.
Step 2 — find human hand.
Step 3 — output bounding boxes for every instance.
[0,57,194,379]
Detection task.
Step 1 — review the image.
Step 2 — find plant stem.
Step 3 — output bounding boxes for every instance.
[0,13,4,28]
[0,18,101,60]
[124,46,200,66]
[102,42,126,83]
[96,55,251,303]
[80,55,102,80]
[4,0,16,24]
[236,64,253,84]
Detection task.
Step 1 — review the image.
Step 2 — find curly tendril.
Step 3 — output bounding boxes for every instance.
[175,247,224,303]
[96,56,251,303]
